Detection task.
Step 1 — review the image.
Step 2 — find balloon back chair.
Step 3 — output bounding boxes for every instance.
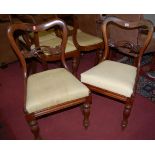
[81,16,153,129]
[7,19,91,139]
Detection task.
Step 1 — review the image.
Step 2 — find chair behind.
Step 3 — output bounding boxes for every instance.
[71,14,104,65]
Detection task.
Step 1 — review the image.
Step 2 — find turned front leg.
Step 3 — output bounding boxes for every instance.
[82,94,92,129]
[121,100,133,130]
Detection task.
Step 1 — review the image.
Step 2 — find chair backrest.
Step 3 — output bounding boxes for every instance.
[101,16,154,68]
[104,14,143,44]
[7,19,68,79]
[74,14,102,37]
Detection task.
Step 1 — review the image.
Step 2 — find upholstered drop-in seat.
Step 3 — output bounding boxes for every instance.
[81,60,137,97]
[26,68,89,113]
[67,25,74,32]
[68,29,103,47]
[37,30,77,55]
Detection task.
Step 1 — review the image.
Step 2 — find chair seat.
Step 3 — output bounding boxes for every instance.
[81,60,137,97]
[38,31,77,54]
[40,36,77,55]
[38,29,56,42]
[68,29,103,47]
[67,25,74,31]
[26,68,89,113]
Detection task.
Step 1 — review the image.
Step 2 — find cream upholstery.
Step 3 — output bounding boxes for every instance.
[67,25,74,31]
[68,29,103,46]
[81,60,137,97]
[29,30,77,55]
[39,35,76,54]
[26,68,89,113]
[38,30,56,43]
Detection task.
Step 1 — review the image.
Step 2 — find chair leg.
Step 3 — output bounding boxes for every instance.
[121,98,133,130]
[82,94,92,129]
[36,56,48,71]
[27,58,37,75]
[72,56,80,77]
[95,49,102,65]
[31,60,38,74]
[25,114,42,140]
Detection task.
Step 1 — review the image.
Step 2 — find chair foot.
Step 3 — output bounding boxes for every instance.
[26,115,42,140]
[121,120,128,130]
[29,119,41,140]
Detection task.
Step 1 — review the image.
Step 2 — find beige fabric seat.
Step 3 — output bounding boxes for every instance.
[81,60,137,97]
[26,68,89,113]
[37,30,77,55]
[67,25,74,31]
[68,29,103,47]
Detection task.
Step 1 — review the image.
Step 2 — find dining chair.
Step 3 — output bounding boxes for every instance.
[81,16,153,129]
[7,19,91,139]
[69,15,104,65]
